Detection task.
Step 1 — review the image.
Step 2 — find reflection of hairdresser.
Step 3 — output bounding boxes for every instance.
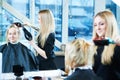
[0,24,37,73]
[25,9,57,70]
[92,10,120,80]
[64,39,102,80]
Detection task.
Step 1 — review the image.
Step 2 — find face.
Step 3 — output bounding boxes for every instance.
[94,16,107,38]
[7,27,19,43]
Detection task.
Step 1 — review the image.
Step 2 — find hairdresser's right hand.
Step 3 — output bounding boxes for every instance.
[28,39,34,45]
[24,22,39,31]
[24,22,32,27]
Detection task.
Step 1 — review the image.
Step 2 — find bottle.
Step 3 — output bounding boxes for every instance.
[13,65,24,80]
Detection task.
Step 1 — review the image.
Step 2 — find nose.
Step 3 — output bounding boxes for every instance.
[10,34,14,38]
[96,24,101,30]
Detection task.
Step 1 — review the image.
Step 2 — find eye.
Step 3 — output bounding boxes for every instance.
[38,18,40,20]
[8,33,12,35]
[100,22,104,25]
[94,24,97,27]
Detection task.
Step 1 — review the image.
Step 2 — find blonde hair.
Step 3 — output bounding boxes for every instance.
[6,24,20,44]
[65,39,94,73]
[37,9,55,47]
[92,10,119,64]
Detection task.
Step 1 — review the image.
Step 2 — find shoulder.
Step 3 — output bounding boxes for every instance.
[113,45,120,61]
[114,46,120,55]
[48,33,55,38]
[18,42,33,53]
[114,45,120,50]
[0,43,7,47]
[65,69,100,80]
[18,42,29,49]
[0,43,7,52]
[47,33,55,41]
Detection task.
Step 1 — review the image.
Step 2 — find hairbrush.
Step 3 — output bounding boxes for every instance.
[93,37,115,46]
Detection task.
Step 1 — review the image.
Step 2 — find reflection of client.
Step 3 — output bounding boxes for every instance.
[64,39,102,80]
[0,24,37,73]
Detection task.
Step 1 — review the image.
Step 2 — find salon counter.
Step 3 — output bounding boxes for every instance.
[1,70,64,80]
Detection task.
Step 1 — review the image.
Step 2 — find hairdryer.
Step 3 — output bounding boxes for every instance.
[13,22,33,41]
[93,37,115,46]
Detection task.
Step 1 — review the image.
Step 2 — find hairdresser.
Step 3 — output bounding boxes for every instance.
[92,10,120,80]
[25,9,57,70]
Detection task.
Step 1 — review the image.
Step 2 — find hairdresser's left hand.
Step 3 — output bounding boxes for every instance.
[114,36,120,46]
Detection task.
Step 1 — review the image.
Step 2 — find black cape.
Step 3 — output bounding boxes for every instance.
[0,42,38,73]
[64,68,102,80]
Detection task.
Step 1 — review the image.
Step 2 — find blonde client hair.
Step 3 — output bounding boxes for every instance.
[65,38,94,74]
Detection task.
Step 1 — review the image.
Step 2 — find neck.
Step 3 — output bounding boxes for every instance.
[9,41,19,44]
[95,36,105,40]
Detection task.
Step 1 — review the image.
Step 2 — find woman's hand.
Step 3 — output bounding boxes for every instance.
[114,36,120,46]
[24,22,39,31]
[24,22,32,27]
[28,40,47,59]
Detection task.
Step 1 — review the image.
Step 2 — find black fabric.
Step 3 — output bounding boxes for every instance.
[93,46,120,80]
[23,27,33,41]
[93,46,104,73]
[0,42,38,73]
[37,33,57,70]
[64,68,102,80]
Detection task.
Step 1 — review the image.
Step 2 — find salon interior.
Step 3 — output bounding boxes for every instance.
[0,0,120,79]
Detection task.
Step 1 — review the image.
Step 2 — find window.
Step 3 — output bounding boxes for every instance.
[68,0,94,41]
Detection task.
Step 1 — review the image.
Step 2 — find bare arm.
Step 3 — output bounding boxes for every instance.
[29,40,47,59]
[24,23,40,32]
[29,25,40,32]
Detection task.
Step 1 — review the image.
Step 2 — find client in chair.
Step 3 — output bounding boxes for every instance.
[0,24,37,73]
[64,39,102,80]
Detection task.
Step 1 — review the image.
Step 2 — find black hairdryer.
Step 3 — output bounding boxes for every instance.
[93,37,115,46]
[13,22,33,41]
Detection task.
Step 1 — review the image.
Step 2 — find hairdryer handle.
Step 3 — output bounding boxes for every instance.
[23,27,32,41]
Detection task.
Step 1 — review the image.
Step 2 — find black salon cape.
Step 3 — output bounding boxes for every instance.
[0,42,37,73]
[64,68,102,80]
